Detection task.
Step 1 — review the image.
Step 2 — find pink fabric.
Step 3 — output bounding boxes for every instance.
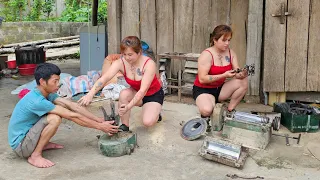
[18,89,31,99]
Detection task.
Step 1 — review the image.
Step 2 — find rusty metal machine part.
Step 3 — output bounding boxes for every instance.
[229,111,270,124]
[211,103,280,150]
[98,102,137,157]
[99,101,120,126]
[233,63,255,76]
[98,132,137,157]
[199,136,248,169]
[210,103,226,131]
[180,118,207,141]
[214,104,280,131]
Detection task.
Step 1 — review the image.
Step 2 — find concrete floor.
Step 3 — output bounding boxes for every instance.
[0,59,319,180]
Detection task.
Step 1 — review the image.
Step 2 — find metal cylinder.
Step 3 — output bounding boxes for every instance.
[233,112,269,124]
[206,141,240,160]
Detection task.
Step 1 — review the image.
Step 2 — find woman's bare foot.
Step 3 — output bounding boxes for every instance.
[43,142,64,151]
[28,154,55,168]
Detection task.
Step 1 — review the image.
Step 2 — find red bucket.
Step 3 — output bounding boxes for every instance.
[18,64,37,76]
[6,60,17,69]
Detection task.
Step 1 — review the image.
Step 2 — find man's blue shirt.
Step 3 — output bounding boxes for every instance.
[8,88,59,149]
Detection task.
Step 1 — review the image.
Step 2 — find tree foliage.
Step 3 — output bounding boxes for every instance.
[0,0,107,22]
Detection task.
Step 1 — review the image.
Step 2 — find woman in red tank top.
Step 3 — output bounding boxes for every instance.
[79,36,164,132]
[193,25,248,118]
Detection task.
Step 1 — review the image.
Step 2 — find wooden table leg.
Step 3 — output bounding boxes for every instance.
[178,69,181,102]
[167,58,172,94]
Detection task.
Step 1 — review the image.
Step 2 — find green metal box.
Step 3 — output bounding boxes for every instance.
[222,119,272,150]
[274,103,320,133]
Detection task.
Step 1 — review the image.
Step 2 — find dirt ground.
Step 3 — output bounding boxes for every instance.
[0,59,319,180]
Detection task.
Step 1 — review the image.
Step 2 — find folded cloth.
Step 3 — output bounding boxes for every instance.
[101,83,127,100]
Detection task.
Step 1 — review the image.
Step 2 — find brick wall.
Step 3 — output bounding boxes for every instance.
[0,22,87,45]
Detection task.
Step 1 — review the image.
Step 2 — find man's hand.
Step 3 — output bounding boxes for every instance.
[118,104,128,116]
[97,117,105,123]
[99,121,119,134]
[78,94,94,106]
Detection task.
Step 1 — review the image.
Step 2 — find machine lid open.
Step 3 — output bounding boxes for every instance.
[181,118,208,141]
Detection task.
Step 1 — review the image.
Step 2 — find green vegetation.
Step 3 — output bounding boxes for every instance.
[0,0,107,23]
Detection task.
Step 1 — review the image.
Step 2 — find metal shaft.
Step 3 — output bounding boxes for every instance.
[207,141,240,160]
[234,112,269,124]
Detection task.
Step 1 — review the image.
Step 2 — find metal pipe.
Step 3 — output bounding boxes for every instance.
[263,91,268,105]
[234,111,269,124]
[207,141,240,160]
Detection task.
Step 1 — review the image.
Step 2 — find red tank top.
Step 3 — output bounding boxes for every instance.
[122,58,161,96]
[194,49,232,88]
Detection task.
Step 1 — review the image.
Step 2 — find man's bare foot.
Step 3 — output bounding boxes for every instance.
[43,142,64,151]
[28,154,55,168]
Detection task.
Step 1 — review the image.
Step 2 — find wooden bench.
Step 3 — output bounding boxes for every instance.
[156,52,200,102]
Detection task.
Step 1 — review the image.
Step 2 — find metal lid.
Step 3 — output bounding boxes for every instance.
[181,118,207,141]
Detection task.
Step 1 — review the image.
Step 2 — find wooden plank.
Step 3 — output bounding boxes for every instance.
[107,0,121,54]
[121,0,140,39]
[211,0,231,30]
[156,0,174,54]
[185,61,198,69]
[192,0,211,53]
[285,0,309,91]
[173,0,193,77]
[286,92,320,103]
[156,0,174,81]
[307,0,320,91]
[268,92,286,106]
[263,0,286,92]
[140,0,156,53]
[230,0,249,68]
[245,0,263,96]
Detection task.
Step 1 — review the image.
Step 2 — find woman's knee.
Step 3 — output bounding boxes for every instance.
[240,77,248,90]
[47,114,62,126]
[142,117,157,127]
[198,106,213,116]
[119,89,134,102]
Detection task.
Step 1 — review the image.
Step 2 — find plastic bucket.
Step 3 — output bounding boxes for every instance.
[6,60,16,69]
[18,64,37,76]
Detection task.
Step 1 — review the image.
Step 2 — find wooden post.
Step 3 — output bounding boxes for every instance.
[107,0,121,54]
[140,0,157,53]
[173,0,193,75]
[121,0,140,39]
[192,0,211,53]
[268,92,286,106]
[246,0,263,96]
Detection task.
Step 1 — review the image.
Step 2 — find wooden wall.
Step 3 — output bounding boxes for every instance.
[108,0,249,61]
[107,0,250,85]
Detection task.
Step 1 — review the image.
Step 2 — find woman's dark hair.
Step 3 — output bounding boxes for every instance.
[34,63,61,85]
[120,36,142,54]
[209,25,232,46]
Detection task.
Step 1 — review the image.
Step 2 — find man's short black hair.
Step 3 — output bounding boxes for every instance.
[34,63,61,85]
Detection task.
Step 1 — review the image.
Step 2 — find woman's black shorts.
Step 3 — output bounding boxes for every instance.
[142,88,164,105]
[192,85,222,103]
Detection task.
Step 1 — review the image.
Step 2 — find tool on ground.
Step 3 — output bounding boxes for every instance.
[180,118,208,141]
[199,136,248,169]
[226,174,264,179]
[272,133,301,146]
